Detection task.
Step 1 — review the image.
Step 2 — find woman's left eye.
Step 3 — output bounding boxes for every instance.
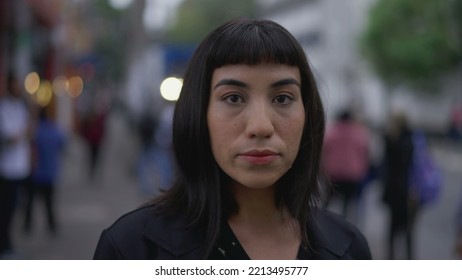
[224,94,244,104]
[273,95,294,105]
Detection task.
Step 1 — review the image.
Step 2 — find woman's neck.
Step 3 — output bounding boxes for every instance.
[227,183,301,260]
[229,183,285,225]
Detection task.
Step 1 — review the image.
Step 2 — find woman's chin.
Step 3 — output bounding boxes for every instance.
[231,178,278,191]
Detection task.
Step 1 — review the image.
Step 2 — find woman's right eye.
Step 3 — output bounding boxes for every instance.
[224,94,244,104]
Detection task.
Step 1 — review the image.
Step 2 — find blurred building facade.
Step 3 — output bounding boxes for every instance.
[1,0,93,133]
[259,0,461,134]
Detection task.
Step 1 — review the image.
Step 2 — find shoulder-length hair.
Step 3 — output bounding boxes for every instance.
[153,18,325,258]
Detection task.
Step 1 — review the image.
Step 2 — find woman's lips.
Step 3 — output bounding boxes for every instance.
[239,150,279,165]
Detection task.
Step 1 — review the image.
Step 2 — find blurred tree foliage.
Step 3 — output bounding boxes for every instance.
[361,0,462,92]
[165,0,257,44]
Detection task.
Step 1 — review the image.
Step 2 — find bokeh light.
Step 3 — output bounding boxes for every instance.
[67,76,84,98]
[52,75,69,96]
[24,72,40,94]
[36,80,53,107]
[160,77,182,102]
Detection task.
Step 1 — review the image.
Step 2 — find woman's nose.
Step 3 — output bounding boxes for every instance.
[245,103,274,139]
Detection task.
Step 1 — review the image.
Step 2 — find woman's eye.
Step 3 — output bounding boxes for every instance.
[273,95,294,105]
[224,94,244,104]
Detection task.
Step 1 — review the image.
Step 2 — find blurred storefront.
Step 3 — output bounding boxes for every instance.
[1,0,81,132]
[2,0,58,92]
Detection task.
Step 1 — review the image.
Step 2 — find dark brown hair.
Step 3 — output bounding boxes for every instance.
[153,18,325,258]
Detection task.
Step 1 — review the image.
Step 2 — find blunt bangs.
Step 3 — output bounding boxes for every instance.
[206,19,307,69]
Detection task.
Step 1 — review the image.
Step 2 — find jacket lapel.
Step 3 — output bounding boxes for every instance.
[143,214,204,259]
[308,209,355,259]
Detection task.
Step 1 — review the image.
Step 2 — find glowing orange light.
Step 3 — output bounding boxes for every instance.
[67,76,84,98]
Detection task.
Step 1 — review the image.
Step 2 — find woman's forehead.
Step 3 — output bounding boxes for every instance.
[211,63,300,81]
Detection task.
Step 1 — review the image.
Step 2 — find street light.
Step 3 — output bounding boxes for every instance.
[160,77,182,102]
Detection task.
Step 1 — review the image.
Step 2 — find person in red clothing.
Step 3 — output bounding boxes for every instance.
[455,189,462,258]
[322,108,370,219]
[449,102,462,141]
[80,106,107,182]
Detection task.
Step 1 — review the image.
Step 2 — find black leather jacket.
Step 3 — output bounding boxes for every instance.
[93,206,372,260]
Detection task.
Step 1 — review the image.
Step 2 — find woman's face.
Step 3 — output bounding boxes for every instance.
[207,63,305,189]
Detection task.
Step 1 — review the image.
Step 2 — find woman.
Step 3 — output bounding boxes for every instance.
[322,109,370,219]
[94,18,371,260]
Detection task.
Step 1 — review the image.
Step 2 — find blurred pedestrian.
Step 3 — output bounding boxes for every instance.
[136,107,159,196]
[137,104,175,197]
[151,104,175,192]
[23,106,66,234]
[448,102,462,142]
[80,104,107,182]
[322,108,370,220]
[0,73,32,258]
[381,113,416,259]
[94,18,371,260]
[455,189,462,259]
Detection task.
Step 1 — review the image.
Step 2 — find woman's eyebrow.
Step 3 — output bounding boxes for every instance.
[213,78,300,90]
[270,78,300,88]
[213,79,248,90]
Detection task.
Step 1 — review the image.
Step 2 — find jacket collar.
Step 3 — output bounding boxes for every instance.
[143,214,204,258]
[141,208,354,259]
[307,209,355,258]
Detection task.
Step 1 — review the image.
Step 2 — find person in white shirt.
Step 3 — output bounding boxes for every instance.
[0,73,32,258]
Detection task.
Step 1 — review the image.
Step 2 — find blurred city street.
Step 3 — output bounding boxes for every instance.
[7,109,462,260]
[10,110,147,259]
[2,0,462,263]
